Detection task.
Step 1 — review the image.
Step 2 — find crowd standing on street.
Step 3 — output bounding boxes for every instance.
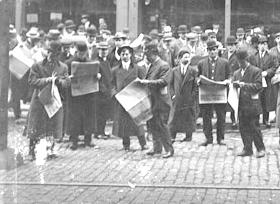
[8,16,280,161]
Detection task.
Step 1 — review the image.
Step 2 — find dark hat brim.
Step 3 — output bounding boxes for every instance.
[117,45,133,55]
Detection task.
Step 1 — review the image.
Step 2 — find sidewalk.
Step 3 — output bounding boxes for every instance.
[1,111,280,203]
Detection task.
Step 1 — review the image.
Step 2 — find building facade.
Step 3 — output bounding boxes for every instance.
[13,0,280,38]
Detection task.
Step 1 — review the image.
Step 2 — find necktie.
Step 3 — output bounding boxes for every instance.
[241,69,245,77]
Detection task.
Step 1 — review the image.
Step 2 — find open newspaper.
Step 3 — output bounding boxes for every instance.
[9,45,34,79]
[71,61,100,96]
[198,75,228,104]
[115,78,153,126]
[38,78,62,118]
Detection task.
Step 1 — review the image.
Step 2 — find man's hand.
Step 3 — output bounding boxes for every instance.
[172,95,176,100]
[138,79,150,85]
[223,79,231,85]
[233,80,245,88]
[97,73,102,80]
[196,78,201,86]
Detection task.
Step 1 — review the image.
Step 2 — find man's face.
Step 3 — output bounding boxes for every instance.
[81,18,87,24]
[114,38,125,48]
[98,48,109,58]
[258,42,267,52]
[163,40,172,48]
[120,49,131,62]
[87,35,96,44]
[209,36,217,41]
[275,36,280,45]
[144,48,154,63]
[227,43,236,53]
[66,28,74,34]
[208,46,218,58]
[236,34,244,40]
[180,52,191,65]
[237,59,247,67]
[179,33,186,40]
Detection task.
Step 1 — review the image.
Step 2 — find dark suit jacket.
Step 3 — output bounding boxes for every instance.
[169,65,197,132]
[198,57,230,81]
[108,47,121,68]
[97,56,112,96]
[111,62,146,137]
[233,64,263,116]
[249,51,278,111]
[145,57,172,112]
[111,63,146,94]
[222,51,239,76]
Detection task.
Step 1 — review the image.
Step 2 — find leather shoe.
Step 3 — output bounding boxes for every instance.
[199,141,213,146]
[217,140,226,146]
[232,123,238,129]
[256,150,265,158]
[266,122,271,128]
[70,143,78,151]
[237,150,253,157]
[146,151,161,156]
[180,137,192,142]
[162,150,174,158]
[141,145,149,151]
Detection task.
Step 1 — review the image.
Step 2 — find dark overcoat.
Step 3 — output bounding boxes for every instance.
[168,65,197,132]
[27,59,70,140]
[222,50,239,76]
[249,51,278,111]
[111,63,146,138]
[65,56,98,136]
[232,65,263,117]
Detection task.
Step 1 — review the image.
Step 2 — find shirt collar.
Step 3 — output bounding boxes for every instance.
[122,60,131,70]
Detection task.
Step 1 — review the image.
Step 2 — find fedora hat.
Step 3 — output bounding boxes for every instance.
[207,40,218,49]
[236,28,245,35]
[258,35,268,43]
[177,25,188,34]
[81,14,89,19]
[226,36,237,45]
[113,32,127,40]
[46,29,61,40]
[86,26,97,37]
[26,27,40,39]
[191,26,202,34]
[97,41,109,49]
[236,48,248,60]
[64,19,76,29]
[186,32,197,41]
[162,33,173,41]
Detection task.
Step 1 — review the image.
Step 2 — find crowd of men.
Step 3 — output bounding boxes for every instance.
[8,15,280,161]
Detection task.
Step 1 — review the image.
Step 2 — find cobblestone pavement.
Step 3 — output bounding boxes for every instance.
[1,109,280,203]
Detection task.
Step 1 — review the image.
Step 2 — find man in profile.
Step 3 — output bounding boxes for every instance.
[233,48,265,158]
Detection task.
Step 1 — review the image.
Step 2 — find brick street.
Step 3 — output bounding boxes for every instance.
[1,110,280,203]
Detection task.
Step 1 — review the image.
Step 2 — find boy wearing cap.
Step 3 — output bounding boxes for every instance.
[233,48,265,158]
[86,26,98,60]
[27,41,71,160]
[65,41,100,150]
[169,49,197,143]
[111,45,148,151]
[108,32,128,68]
[94,42,112,139]
[197,40,230,146]
[249,36,278,128]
